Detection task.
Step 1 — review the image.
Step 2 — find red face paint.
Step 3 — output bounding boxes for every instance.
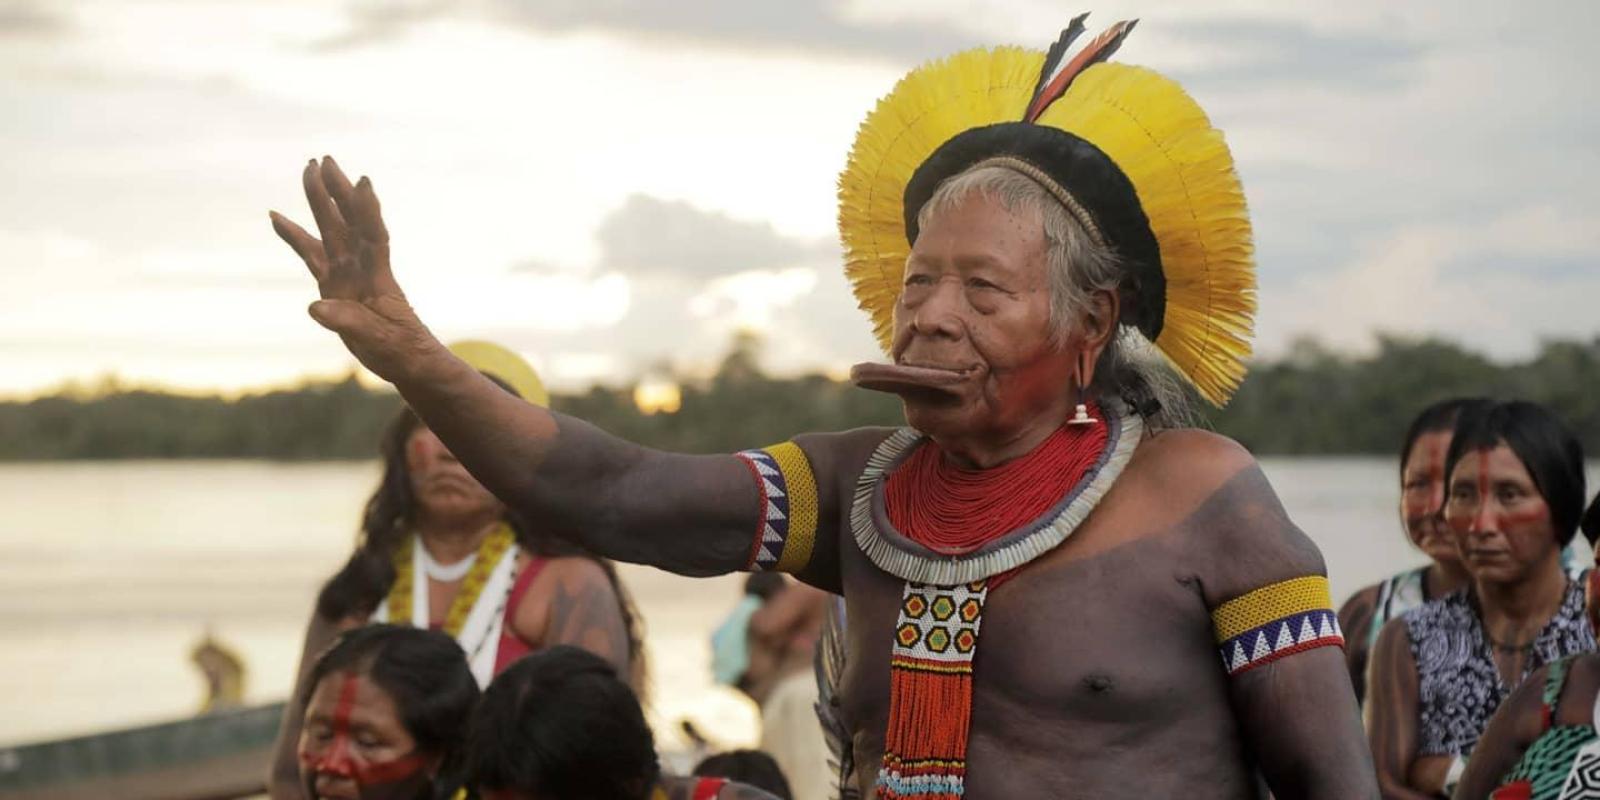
[1474,449,1492,533]
[299,673,363,779]
[299,673,431,798]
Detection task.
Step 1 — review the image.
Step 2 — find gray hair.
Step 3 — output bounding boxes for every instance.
[914,163,1196,428]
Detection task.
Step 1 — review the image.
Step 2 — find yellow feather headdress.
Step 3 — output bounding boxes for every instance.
[836,17,1256,406]
[449,340,549,408]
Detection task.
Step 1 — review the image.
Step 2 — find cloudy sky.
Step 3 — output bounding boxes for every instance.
[2,0,1596,396]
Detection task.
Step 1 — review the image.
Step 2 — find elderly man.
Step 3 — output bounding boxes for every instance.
[271,17,1376,799]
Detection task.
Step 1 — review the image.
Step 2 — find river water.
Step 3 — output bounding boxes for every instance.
[0,457,1591,748]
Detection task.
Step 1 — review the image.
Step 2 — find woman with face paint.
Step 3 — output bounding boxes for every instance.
[1367,401,1594,799]
[270,341,646,800]
[1452,495,1600,799]
[298,625,477,800]
[1339,397,1492,706]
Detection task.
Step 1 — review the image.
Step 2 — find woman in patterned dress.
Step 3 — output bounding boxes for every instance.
[1339,397,1491,705]
[1368,401,1594,799]
[1452,495,1600,800]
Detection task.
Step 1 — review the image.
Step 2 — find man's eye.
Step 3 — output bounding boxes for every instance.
[904,274,932,287]
[967,278,998,290]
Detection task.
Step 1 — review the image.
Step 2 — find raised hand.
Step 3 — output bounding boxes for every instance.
[270,156,440,384]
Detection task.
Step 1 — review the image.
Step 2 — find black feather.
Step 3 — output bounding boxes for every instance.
[1028,13,1090,112]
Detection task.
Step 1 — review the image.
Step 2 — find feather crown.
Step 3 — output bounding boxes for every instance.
[837,15,1256,406]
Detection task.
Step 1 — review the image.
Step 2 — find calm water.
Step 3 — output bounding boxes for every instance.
[0,457,1591,747]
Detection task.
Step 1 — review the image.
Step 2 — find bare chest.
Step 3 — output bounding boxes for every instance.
[834,519,1248,795]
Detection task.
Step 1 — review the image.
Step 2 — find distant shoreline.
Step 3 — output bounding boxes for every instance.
[3,335,1596,460]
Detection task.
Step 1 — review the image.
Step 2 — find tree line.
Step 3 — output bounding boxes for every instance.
[2,335,1596,461]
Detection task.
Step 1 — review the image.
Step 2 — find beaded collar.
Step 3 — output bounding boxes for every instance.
[850,399,1142,585]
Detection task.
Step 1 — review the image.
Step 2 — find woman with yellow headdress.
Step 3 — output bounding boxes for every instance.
[271,13,1375,798]
[264,341,645,800]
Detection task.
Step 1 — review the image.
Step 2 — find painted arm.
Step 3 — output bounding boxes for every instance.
[514,558,633,679]
[1187,444,1378,800]
[270,157,837,582]
[1366,619,1441,800]
[1451,663,1546,800]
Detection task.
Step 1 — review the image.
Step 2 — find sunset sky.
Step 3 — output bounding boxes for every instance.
[3,0,1596,397]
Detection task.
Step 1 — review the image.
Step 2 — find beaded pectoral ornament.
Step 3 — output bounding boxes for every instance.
[864,403,1141,799]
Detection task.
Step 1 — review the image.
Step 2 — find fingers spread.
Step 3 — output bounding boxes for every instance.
[270,211,328,283]
[352,177,403,296]
[302,160,352,263]
[351,177,389,244]
[319,156,359,222]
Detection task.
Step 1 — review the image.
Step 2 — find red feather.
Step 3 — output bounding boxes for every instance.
[1024,19,1139,122]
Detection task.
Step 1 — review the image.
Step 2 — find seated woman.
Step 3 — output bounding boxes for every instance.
[1339,397,1490,705]
[271,340,645,799]
[1368,400,1594,798]
[467,646,780,800]
[1453,494,1600,800]
[297,624,477,800]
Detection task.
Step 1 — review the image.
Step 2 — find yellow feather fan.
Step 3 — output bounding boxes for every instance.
[837,44,1256,406]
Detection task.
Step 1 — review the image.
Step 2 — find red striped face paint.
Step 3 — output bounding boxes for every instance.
[1475,449,1492,533]
[299,672,433,799]
[299,673,362,779]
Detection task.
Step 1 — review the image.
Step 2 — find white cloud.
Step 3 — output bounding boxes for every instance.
[1260,204,1600,359]
[0,0,1595,394]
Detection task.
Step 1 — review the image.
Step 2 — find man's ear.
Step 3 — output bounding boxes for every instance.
[1075,288,1119,387]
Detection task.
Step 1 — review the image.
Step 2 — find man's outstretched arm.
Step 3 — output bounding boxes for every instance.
[271,157,835,581]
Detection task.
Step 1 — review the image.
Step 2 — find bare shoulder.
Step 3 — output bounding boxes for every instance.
[536,554,613,587]
[1146,429,1326,608]
[787,427,900,594]
[792,426,902,477]
[1135,426,1255,475]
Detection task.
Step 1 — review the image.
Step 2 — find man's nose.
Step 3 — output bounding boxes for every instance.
[910,277,965,338]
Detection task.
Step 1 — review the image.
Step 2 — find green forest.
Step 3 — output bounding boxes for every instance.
[2,335,1597,460]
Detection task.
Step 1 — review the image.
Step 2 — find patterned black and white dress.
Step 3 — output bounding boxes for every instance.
[1406,581,1596,758]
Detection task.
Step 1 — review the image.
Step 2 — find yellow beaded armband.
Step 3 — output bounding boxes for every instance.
[734,442,819,574]
[1212,575,1343,677]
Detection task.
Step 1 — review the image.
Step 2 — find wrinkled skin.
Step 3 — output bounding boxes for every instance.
[270,157,1377,798]
[850,195,1106,468]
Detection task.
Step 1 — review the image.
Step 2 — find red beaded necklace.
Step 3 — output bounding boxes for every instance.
[884,401,1109,557]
